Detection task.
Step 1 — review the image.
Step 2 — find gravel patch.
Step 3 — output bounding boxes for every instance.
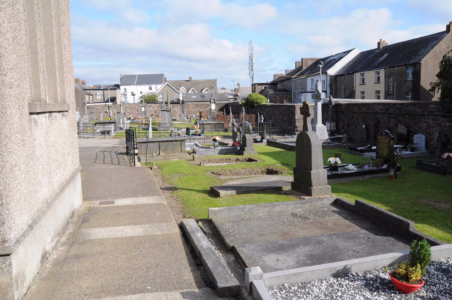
[269,258,452,300]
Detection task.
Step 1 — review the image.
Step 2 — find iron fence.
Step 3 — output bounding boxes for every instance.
[125,129,136,166]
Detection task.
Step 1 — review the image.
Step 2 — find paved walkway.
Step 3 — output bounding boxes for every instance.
[24,139,223,300]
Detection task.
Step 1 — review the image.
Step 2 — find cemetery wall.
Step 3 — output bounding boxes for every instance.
[0,1,82,299]
[87,103,213,120]
[323,101,452,155]
[221,103,303,134]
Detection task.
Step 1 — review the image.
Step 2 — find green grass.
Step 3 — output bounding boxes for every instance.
[155,146,452,243]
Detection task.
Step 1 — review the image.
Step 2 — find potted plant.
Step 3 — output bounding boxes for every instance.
[212,136,221,148]
[408,144,417,152]
[385,239,431,294]
[327,157,341,172]
[358,162,369,170]
[232,141,240,147]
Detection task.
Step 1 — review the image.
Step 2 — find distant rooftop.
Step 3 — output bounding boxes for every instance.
[120,74,164,86]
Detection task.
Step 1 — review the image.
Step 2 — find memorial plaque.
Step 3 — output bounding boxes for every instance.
[376,130,394,159]
[413,134,426,152]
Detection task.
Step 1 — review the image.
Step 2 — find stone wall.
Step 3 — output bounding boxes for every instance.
[220,103,303,134]
[322,101,452,155]
[87,103,214,120]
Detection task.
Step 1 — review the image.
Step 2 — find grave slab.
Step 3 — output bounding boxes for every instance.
[210,176,292,198]
[235,228,411,273]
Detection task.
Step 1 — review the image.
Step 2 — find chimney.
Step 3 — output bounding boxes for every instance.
[81,80,86,86]
[285,70,292,75]
[163,76,167,83]
[189,76,192,81]
[120,74,124,78]
[447,21,452,33]
[378,39,388,49]
[301,58,318,71]
[274,73,284,80]
[295,61,302,69]
[74,78,81,85]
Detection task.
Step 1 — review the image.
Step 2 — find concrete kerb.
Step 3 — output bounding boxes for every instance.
[245,244,452,299]
[181,219,240,297]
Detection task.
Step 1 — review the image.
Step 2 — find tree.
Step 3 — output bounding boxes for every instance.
[243,93,268,107]
[429,48,452,101]
[141,93,158,103]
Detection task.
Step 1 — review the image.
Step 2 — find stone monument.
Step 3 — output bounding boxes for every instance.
[232,119,239,143]
[159,94,173,131]
[291,101,331,196]
[148,117,152,138]
[238,134,257,155]
[178,94,186,121]
[413,134,426,152]
[376,130,394,160]
[312,61,329,141]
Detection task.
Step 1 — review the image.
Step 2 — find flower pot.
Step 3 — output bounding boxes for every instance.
[213,142,219,149]
[329,165,339,172]
[409,148,416,152]
[389,272,424,294]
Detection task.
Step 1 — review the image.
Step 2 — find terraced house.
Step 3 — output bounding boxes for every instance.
[331,22,452,101]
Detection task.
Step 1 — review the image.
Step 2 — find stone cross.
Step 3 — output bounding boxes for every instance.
[301,102,313,132]
[232,119,238,142]
[261,115,264,123]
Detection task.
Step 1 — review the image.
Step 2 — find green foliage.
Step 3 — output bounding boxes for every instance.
[243,93,268,107]
[386,261,423,284]
[141,93,158,103]
[410,239,431,276]
[372,158,384,168]
[429,48,452,101]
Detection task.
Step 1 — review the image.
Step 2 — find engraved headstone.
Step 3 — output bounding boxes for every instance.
[238,134,257,155]
[376,130,394,160]
[232,119,239,143]
[291,101,331,196]
[413,134,426,152]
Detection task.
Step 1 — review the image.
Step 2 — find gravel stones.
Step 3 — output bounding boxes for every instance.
[269,258,452,300]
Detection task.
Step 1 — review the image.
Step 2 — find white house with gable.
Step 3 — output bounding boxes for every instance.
[292,49,360,104]
[120,74,164,103]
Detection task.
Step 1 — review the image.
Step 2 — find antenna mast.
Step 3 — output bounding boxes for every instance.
[248,41,254,88]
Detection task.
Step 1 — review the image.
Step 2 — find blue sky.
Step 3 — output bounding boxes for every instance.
[70,0,452,89]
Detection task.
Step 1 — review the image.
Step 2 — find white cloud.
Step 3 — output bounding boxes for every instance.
[407,0,452,17]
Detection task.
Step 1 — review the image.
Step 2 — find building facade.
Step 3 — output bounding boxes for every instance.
[0,1,83,299]
[155,77,218,103]
[332,25,452,101]
[120,74,164,103]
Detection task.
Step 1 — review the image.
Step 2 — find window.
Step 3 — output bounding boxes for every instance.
[315,80,319,91]
[388,76,393,94]
[284,82,287,88]
[406,66,414,80]
[132,95,135,103]
[360,73,365,84]
[264,86,268,89]
[158,93,163,101]
[311,78,314,90]
[322,80,326,90]
[124,94,128,103]
[341,77,345,87]
[341,91,345,98]
[140,91,143,94]
[406,92,413,101]
[149,86,153,90]
[124,88,127,93]
[375,91,380,99]
[375,71,381,83]
[202,88,211,93]
[361,91,365,99]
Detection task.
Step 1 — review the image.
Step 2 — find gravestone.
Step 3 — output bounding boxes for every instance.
[291,101,331,196]
[242,121,252,135]
[232,119,239,143]
[238,134,257,155]
[376,130,394,160]
[159,100,173,131]
[89,111,95,122]
[413,134,426,152]
[397,125,408,146]
[179,96,186,121]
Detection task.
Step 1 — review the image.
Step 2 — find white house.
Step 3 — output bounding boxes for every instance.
[120,74,164,103]
[292,49,360,104]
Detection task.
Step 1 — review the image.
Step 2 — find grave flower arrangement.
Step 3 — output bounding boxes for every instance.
[211,136,221,142]
[440,153,452,161]
[253,136,262,142]
[407,144,417,152]
[232,141,240,146]
[344,164,357,171]
[327,157,341,172]
[384,239,431,294]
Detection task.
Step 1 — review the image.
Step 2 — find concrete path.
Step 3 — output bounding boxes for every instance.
[24,138,226,300]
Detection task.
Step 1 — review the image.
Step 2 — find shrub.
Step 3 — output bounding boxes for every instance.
[410,239,431,276]
[141,93,158,103]
[243,93,268,107]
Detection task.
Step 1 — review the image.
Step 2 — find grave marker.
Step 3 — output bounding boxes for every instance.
[376,130,394,160]
[413,134,426,152]
[291,101,331,196]
[397,125,408,145]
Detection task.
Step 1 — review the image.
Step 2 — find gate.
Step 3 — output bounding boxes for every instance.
[125,129,136,166]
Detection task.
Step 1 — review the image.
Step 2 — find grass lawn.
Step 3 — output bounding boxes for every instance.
[154,145,452,243]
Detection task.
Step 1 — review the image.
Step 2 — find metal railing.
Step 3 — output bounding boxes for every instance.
[125,129,136,166]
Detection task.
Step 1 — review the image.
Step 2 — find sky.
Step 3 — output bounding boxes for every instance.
[70,0,452,89]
